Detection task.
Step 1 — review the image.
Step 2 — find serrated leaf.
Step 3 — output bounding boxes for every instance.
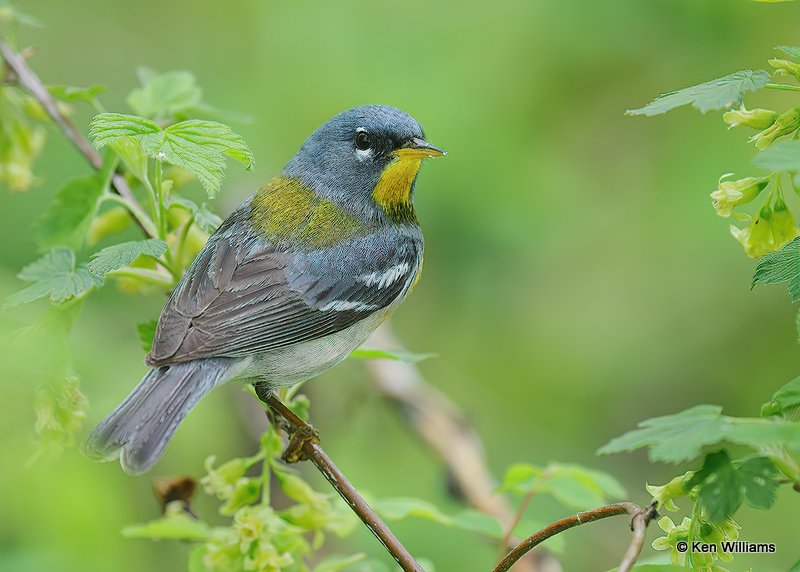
[762,377,800,417]
[688,451,741,522]
[34,175,107,251]
[598,404,800,463]
[5,248,99,307]
[754,139,800,173]
[34,154,116,252]
[127,68,202,119]
[777,46,800,59]
[737,456,779,510]
[47,84,106,103]
[372,498,453,525]
[688,452,779,522]
[751,236,800,301]
[349,347,437,364]
[86,239,168,280]
[136,319,158,353]
[122,510,210,541]
[627,70,770,116]
[89,113,254,197]
[170,196,222,233]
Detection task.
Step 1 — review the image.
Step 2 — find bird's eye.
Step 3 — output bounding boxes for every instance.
[355,130,372,151]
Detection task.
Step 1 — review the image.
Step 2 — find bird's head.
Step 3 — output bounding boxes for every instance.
[283,105,445,224]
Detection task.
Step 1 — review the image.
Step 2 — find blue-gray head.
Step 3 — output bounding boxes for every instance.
[283,105,445,224]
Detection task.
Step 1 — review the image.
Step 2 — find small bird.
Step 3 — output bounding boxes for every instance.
[85,105,445,474]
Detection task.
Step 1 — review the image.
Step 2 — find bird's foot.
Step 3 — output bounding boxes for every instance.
[282,423,320,464]
[253,382,320,463]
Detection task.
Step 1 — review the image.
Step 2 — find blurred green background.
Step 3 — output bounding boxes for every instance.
[2,0,800,570]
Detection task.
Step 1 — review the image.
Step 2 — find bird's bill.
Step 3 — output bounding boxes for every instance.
[394,137,447,160]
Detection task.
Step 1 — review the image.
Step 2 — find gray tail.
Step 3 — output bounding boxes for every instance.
[84,358,231,474]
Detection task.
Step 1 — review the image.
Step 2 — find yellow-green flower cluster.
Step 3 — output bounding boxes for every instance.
[652,515,740,571]
[730,195,797,258]
[710,175,768,218]
[723,107,777,130]
[750,107,800,150]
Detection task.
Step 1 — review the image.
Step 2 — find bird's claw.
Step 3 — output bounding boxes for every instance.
[281,424,320,463]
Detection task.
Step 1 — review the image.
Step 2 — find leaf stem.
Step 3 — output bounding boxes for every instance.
[766,83,800,93]
[102,192,158,238]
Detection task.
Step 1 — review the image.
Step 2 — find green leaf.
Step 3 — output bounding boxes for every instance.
[753,140,800,172]
[737,456,779,510]
[110,138,148,183]
[777,46,800,60]
[627,70,770,116]
[751,236,800,301]
[450,510,503,539]
[187,545,212,572]
[136,319,158,353]
[349,347,437,364]
[47,84,106,103]
[34,155,116,252]
[127,68,202,119]
[762,377,800,417]
[5,248,98,307]
[687,451,742,522]
[86,239,168,280]
[89,113,254,197]
[499,462,626,510]
[170,196,223,233]
[122,511,210,541]
[372,498,453,526]
[598,404,800,463]
[687,452,779,522]
[312,554,367,572]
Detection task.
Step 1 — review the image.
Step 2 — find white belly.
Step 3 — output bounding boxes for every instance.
[232,309,390,387]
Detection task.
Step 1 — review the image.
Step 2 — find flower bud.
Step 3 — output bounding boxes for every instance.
[770,58,800,81]
[711,175,768,217]
[771,195,797,247]
[751,107,800,149]
[723,107,777,130]
[730,201,780,258]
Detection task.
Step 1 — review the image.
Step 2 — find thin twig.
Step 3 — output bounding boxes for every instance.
[364,326,560,572]
[618,502,659,572]
[493,502,658,572]
[255,387,424,572]
[0,38,153,238]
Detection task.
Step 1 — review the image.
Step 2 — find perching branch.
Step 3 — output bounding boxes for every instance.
[492,502,658,572]
[0,38,154,238]
[364,326,560,572]
[254,386,425,572]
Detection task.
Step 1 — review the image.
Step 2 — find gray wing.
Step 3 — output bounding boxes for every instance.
[146,216,421,366]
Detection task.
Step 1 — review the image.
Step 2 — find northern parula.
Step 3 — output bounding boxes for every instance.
[86,105,445,474]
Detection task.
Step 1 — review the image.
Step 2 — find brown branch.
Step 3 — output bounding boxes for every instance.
[0,38,153,238]
[493,502,658,572]
[364,326,560,572]
[255,387,424,572]
[618,502,659,572]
